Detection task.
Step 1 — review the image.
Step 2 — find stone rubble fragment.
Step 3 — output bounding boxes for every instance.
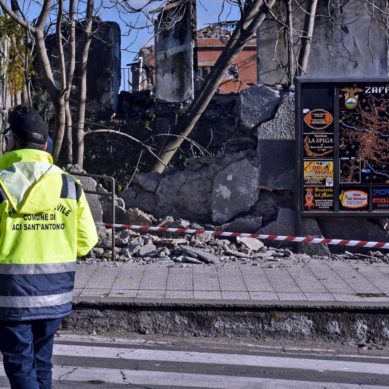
[236,237,264,252]
[136,243,158,257]
[127,208,156,226]
[180,246,218,264]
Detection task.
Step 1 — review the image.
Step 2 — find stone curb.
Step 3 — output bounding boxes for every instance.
[73,296,389,311]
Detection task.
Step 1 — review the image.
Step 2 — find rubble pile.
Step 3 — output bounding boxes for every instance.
[86,213,389,266]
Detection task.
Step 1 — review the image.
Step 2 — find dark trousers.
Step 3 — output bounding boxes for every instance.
[0,318,62,389]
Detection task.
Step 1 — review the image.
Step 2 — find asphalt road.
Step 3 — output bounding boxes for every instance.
[0,333,388,388]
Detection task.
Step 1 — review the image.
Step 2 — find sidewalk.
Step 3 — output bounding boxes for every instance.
[73,259,389,307]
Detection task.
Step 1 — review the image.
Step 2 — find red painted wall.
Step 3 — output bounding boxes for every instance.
[197,38,257,93]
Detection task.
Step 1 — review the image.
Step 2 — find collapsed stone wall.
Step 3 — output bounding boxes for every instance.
[90,84,389,255]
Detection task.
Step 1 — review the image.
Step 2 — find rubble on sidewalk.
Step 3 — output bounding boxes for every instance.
[85,213,389,267]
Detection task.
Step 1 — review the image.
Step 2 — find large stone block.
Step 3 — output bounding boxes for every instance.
[156,169,214,221]
[239,84,281,130]
[258,139,295,191]
[257,94,295,140]
[66,166,103,223]
[212,159,259,223]
[298,218,330,256]
[257,93,296,191]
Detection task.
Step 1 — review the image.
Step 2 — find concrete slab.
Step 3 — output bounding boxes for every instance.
[80,288,110,297]
[75,266,98,289]
[240,267,275,292]
[304,293,335,302]
[287,266,328,294]
[194,291,222,300]
[277,292,307,301]
[167,267,192,291]
[249,291,279,300]
[108,290,138,298]
[84,266,121,290]
[193,267,220,291]
[166,291,194,299]
[137,290,166,298]
[264,268,302,293]
[308,263,355,294]
[222,291,250,300]
[333,293,363,302]
[328,262,383,294]
[353,265,389,294]
[139,266,168,290]
[111,264,144,290]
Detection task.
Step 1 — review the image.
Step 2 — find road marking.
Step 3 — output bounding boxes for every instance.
[53,344,389,375]
[51,366,389,388]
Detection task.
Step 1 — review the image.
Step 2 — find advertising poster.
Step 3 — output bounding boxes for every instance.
[304,187,334,211]
[303,109,334,132]
[304,160,334,186]
[339,187,369,210]
[304,133,334,158]
[372,188,389,210]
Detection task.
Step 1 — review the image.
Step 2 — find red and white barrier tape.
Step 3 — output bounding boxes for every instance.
[97,222,389,250]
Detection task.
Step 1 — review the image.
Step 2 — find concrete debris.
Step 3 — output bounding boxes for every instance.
[173,255,203,264]
[127,208,156,226]
[236,237,265,252]
[180,246,218,264]
[157,216,175,227]
[136,243,158,258]
[86,212,389,266]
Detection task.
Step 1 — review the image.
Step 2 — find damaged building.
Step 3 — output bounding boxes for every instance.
[130,0,257,102]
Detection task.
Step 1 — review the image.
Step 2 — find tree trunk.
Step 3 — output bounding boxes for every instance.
[65,0,76,164]
[76,0,94,167]
[151,0,276,173]
[286,0,295,83]
[297,0,318,75]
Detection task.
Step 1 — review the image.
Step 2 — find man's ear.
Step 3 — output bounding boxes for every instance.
[44,142,48,151]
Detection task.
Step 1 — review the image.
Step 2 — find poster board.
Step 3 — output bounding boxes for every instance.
[296,78,389,216]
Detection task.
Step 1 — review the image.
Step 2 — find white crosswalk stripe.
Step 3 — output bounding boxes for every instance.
[53,344,389,376]
[0,338,388,388]
[50,367,389,388]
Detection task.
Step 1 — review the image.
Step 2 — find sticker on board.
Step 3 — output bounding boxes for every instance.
[304,160,334,187]
[304,187,334,211]
[303,109,333,131]
[372,188,389,210]
[339,188,368,210]
[304,133,334,158]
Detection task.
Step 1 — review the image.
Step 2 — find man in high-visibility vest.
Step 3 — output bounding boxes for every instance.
[0,105,98,389]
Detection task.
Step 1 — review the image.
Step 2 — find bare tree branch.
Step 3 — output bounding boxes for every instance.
[86,129,167,167]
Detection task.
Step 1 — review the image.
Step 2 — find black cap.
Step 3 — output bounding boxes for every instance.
[8,105,48,145]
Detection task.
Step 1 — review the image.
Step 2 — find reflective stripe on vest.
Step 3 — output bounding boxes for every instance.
[61,174,81,201]
[0,291,73,308]
[0,262,76,275]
